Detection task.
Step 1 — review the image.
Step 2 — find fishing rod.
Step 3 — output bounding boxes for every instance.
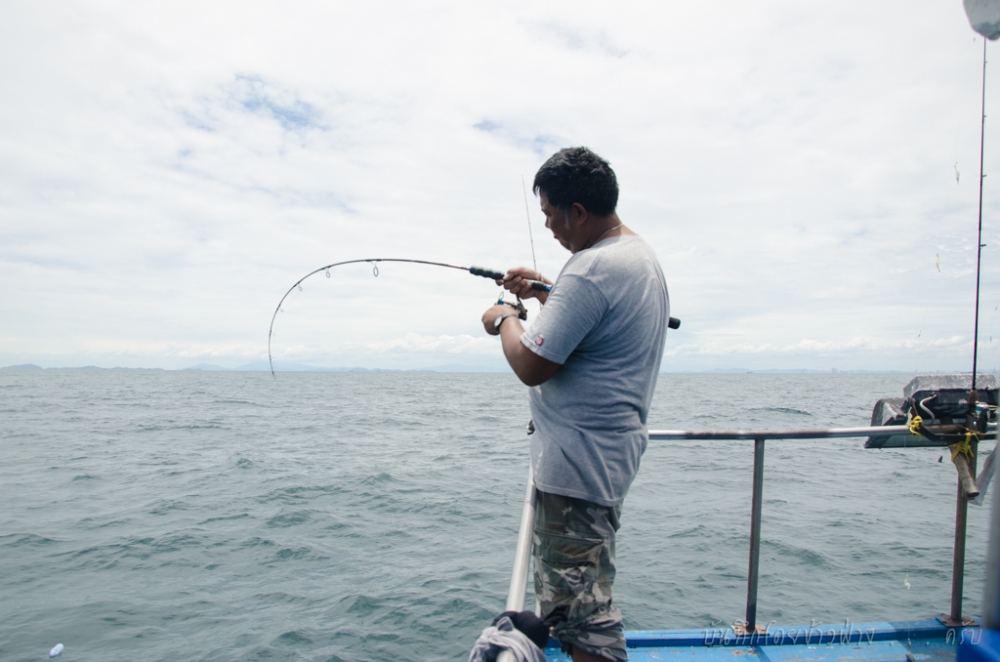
[266,256,681,376]
[971,37,989,396]
[266,258,548,377]
[957,38,993,491]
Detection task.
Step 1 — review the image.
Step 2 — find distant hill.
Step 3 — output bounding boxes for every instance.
[236,361,405,372]
[183,363,231,371]
[0,364,167,373]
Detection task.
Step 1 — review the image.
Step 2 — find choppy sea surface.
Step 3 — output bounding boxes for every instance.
[0,370,995,661]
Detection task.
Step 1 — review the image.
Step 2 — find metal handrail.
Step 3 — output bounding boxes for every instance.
[501,423,997,641]
[504,466,537,613]
[497,471,538,662]
[648,424,991,441]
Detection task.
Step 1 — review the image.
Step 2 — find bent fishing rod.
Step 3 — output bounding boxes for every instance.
[267,257,680,376]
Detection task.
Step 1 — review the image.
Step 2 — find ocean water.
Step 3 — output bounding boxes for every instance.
[0,370,994,661]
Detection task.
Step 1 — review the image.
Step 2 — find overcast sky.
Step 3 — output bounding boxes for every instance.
[1,1,998,372]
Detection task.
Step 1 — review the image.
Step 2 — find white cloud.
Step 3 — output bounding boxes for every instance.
[0,1,997,371]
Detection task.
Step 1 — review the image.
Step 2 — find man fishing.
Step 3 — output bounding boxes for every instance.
[481,146,670,662]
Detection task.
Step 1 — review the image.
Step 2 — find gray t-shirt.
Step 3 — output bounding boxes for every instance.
[521,234,669,507]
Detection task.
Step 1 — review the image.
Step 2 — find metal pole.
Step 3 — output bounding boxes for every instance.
[505,466,537,612]
[498,468,538,662]
[949,442,978,624]
[745,438,765,632]
[649,423,996,442]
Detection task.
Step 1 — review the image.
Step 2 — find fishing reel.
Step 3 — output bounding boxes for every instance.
[496,293,528,320]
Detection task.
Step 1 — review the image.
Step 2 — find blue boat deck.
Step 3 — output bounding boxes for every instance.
[543,619,980,661]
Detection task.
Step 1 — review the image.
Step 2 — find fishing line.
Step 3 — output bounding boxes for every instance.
[522,176,538,274]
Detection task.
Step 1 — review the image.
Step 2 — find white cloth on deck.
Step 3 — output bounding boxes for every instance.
[467,615,547,662]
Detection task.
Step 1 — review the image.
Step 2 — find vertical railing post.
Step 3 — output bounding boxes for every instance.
[744,437,766,632]
[948,441,978,624]
[498,468,539,662]
[505,466,537,613]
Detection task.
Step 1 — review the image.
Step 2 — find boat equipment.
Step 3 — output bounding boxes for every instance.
[863,31,998,630]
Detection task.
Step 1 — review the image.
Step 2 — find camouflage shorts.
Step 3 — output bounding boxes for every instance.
[533,490,626,661]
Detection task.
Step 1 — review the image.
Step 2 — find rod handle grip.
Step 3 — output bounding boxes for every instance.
[470,269,552,294]
[469,265,505,280]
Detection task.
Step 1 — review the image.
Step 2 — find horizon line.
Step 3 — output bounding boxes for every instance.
[1,362,991,376]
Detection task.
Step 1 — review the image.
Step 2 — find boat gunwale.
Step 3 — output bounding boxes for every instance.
[620,618,972,648]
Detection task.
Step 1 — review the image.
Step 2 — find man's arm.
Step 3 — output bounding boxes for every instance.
[482,304,561,386]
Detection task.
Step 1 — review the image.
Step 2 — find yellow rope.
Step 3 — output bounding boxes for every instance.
[950,431,980,462]
[908,412,983,460]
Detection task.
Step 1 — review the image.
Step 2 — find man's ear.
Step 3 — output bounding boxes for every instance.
[569,202,588,225]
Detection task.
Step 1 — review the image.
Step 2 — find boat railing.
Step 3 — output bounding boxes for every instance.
[500,422,998,647]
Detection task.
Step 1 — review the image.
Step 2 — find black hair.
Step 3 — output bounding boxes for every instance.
[532,146,619,216]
